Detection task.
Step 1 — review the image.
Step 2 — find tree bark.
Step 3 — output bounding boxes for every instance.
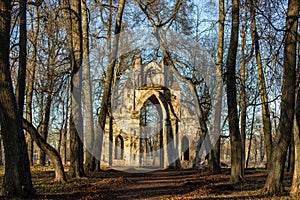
[16,0,27,116]
[22,119,67,183]
[250,0,272,171]
[0,0,34,196]
[37,91,44,164]
[291,87,300,198]
[290,11,300,198]
[287,136,295,173]
[61,87,70,165]
[246,101,257,169]
[264,0,298,195]
[209,0,224,174]
[95,0,126,168]
[239,7,248,174]
[81,0,96,172]
[26,4,39,166]
[65,0,85,178]
[0,136,3,165]
[225,0,243,183]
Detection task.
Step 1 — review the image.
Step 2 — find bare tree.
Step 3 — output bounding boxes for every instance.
[239,5,247,175]
[67,0,85,178]
[82,0,96,171]
[0,0,34,196]
[225,0,243,183]
[264,0,298,194]
[290,8,300,198]
[249,0,272,170]
[95,0,126,169]
[26,3,40,166]
[209,0,225,174]
[291,79,300,198]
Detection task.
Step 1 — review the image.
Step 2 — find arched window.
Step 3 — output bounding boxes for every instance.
[115,135,124,160]
[139,95,162,166]
[181,136,189,161]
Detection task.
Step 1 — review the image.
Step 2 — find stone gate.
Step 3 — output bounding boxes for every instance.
[100,57,203,169]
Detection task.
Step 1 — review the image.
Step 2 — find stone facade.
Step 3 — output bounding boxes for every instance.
[100,57,202,169]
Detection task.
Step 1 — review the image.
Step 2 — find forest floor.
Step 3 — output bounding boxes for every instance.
[0,166,292,199]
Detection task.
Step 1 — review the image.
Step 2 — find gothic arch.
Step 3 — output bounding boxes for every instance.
[135,89,177,121]
[115,135,124,160]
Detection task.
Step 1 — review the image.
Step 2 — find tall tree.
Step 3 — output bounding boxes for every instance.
[0,0,33,196]
[249,0,272,170]
[26,3,40,166]
[289,4,300,198]
[38,22,56,166]
[16,0,27,113]
[225,0,243,183]
[68,0,85,177]
[291,76,300,198]
[61,85,70,165]
[264,0,298,194]
[95,0,126,168]
[209,0,225,174]
[82,0,96,171]
[239,6,247,175]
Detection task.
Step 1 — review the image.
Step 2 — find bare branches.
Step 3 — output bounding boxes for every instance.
[133,0,182,29]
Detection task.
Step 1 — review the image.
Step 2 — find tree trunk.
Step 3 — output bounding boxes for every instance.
[26,0,39,167]
[38,50,55,166]
[61,90,69,165]
[36,81,45,164]
[239,8,248,174]
[291,88,300,198]
[0,136,3,165]
[246,100,256,169]
[81,0,96,172]
[66,0,85,178]
[209,0,224,174]
[287,136,295,173]
[250,0,272,171]
[25,58,36,165]
[25,73,34,166]
[22,119,67,183]
[225,0,243,183]
[264,0,298,195]
[0,0,34,196]
[16,0,26,116]
[95,0,126,168]
[290,12,300,198]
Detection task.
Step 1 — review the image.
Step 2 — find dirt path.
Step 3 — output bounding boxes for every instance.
[30,168,291,199]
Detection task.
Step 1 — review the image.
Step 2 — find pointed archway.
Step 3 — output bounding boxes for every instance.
[115,135,124,160]
[139,95,163,167]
